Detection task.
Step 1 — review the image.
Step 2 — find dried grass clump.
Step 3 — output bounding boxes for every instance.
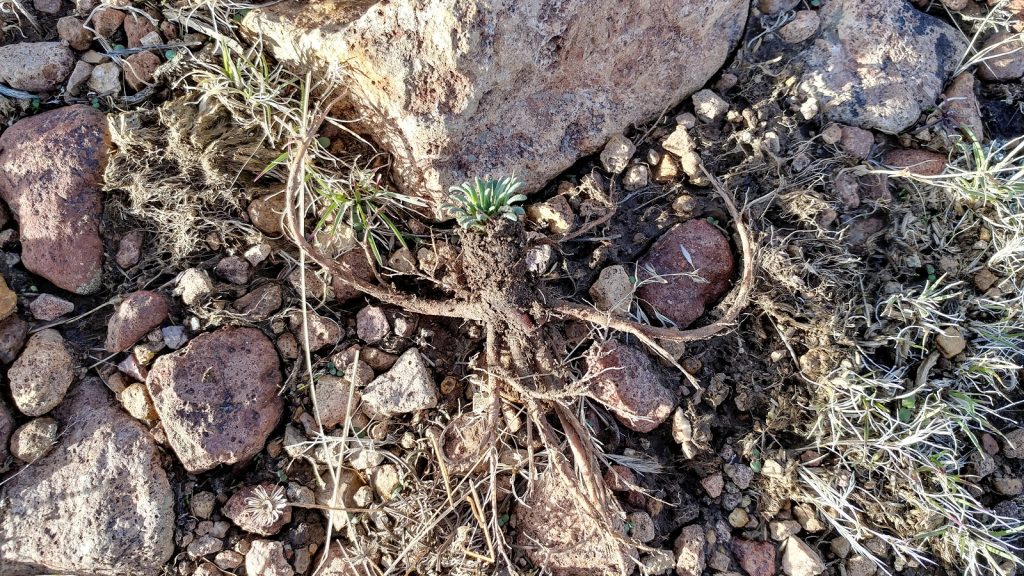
[747,134,1024,576]
[104,99,275,264]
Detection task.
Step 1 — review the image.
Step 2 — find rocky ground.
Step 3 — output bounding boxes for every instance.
[0,1,1023,576]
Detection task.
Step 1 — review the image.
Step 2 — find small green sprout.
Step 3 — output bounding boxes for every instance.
[444,176,527,229]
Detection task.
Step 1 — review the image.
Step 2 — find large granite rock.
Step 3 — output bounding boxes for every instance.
[0,42,74,92]
[799,0,967,134]
[0,379,174,575]
[242,0,748,211]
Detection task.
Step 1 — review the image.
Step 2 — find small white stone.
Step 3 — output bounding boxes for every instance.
[526,195,575,234]
[349,447,384,470]
[588,265,633,316]
[691,89,729,123]
[769,520,801,541]
[244,243,272,266]
[361,348,438,418]
[782,536,826,576]
[139,31,163,46]
[176,268,213,305]
[161,325,188,350]
[600,133,636,174]
[800,97,819,120]
[88,61,121,95]
[622,163,650,191]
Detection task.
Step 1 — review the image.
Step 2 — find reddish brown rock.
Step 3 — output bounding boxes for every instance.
[635,219,735,328]
[213,255,251,285]
[942,72,984,140]
[57,16,92,51]
[247,192,286,236]
[0,314,28,364]
[33,0,61,14]
[116,230,144,269]
[314,373,365,428]
[222,483,292,536]
[0,42,74,92]
[839,125,874,160]
[858,174,891,203]
[733,538,777,576]
[232,283,282,321]
[124,50,160,90]
[0,105,108,294]
[332,249,376,303]
[604,465,636,492]
[835,172,860,210]
[124,13,158,48]
[0,378,174,574]
[146,327,283,473]
[92,8,125,39]
[883,149,948,176]
[586,340,674,433]
[845,215,888,249]
[977,32,1024,81]
[29,293,74,321]
[106,291,169,353]
[356,305,390,344]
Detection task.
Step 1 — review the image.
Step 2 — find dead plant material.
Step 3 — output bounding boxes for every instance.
[105,99,277,263]
[281,96,757,571]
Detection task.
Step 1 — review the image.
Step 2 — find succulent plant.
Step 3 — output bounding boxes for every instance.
[443,176,527,229]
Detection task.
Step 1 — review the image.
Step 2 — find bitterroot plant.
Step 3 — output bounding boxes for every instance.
[243,484,288,528]
[443,176,527,229]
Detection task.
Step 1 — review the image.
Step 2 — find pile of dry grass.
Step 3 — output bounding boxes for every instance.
[105,99,276,265]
